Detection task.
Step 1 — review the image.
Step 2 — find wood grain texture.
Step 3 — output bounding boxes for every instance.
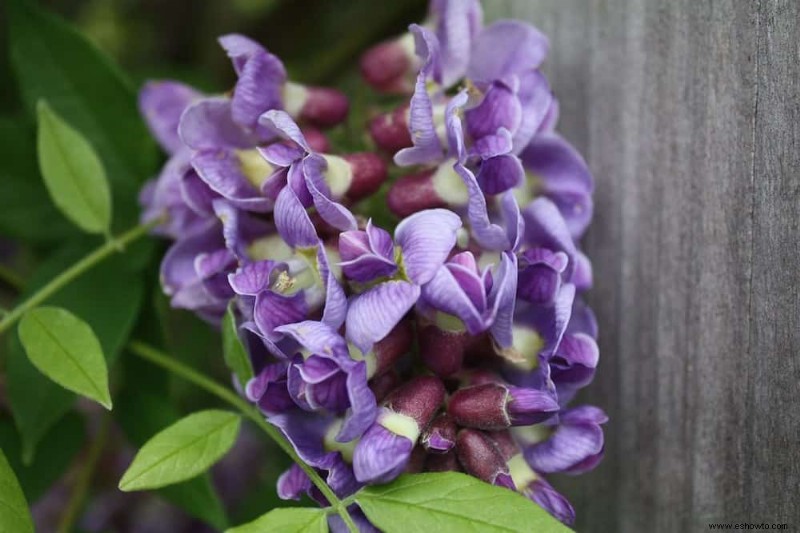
[485,1,800,531]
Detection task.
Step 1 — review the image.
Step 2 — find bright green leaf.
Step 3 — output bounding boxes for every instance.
[0,448,34,533]
[119,410,241,491]
[226,508,328,533]
[36,101,111,234]
[18,306,112,409]
[7,243,145,462]
[222,303,254,389]
[7,0,157,230]
[115,389,228,530]
[356,472,573,533]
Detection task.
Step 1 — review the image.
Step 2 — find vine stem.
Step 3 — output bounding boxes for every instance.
[126,340,359,533]
[0,218,161,335]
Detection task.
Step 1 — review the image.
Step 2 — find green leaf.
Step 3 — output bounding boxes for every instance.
[227,508,328,533]
[0,116,74,243]
[119,410,241,491]
[356,472,572,533]
[36,101,111,234]
[7,243,144,461]
[7,0,157,230]
[115,389,228,530]
[0,413,86,503]
[0,448,34,533]
[18,306,112,409]
[222,303,254,389]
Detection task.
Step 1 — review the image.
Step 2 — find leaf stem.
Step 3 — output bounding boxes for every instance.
[57,414,111,533]
[0,218,161,335]
[126,340,359,533]
[0,264,24,291]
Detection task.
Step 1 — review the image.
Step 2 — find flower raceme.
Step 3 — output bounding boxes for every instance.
[140,0,605,528]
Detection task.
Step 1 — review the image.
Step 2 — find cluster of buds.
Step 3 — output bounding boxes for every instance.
[140,0,605,529]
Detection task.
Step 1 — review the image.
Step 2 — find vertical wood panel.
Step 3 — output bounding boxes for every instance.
[485,1,800,531]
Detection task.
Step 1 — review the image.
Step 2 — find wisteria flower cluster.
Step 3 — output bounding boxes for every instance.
[140,0,605,529]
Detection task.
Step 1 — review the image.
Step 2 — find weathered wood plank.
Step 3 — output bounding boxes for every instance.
[485,1,800,531]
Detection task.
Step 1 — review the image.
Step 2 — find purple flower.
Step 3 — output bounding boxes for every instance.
[448,382,559,430]
[343,209,462,353]
[277,321,377,442]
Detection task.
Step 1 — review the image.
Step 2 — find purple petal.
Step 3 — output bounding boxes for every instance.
[454,163,517,251]
[522,133,594,239]
[259,142,304,168]
[180,169,218,217]
[524,283,576,358]
[346,281,421,354]
[277,464,311,501]
[275,320,348,358]
[476,154,525,195]
[393,27,443,167]
[302,155,357,232]
[518,248,568,305]
[512,70,553,151]
[259,110,311,152]
[178,97,254,150]
[572,250,593,291]
[160,221,223,297]
[229,260,276,295]
[567,297,598,339]
[525,410,606,475]
[337,362,378,442]
[524,478,575,525]
[191,149,272,212]
[468,20,549,83]
[506,386,560,425]
[466,80,521,140]
[551,332,599,390]
[394,209,461,285]
[274,186,318,249]
[431,0,483,87]
[421,263,484,334]
[489,252,518,348]
[522,197,578,279]
[254,290,307,338]
[246,362,294,414]
[231,50,286,134]
[269,411,338,469]
[338,227,398,283]
[352,420,414,484]
[139,80,201,154]
[318,245,348,330]
[218,33,264,75]
[469,129,514,160]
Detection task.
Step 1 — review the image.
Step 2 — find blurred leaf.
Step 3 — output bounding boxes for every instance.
[0,447,34,533]
[7,243,144,462]
[0,413,85,502]
[222,303,254,390]
[116,389,228,530]
[18,306,112,409]
[7,0,157,230]
[227,507,327,533]
[356,473,572,533]
[36,101,112,235]
[0,116,73,243]
[119,410,241,491]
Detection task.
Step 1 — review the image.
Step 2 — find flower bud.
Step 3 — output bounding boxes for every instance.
[419,323,468,377]
[359,35,416,93]
[300,127,330,153]
[369,370,401,403]
[405,445,427,474]
[421,413,457,453]
[369,106,412,153]
[385,375,446,429]
[448,383,559,430]
[387,169,445,218]
[341,152,388,202]
[372,319,413,375]
[425,450,461,473]
[455,429,515,489]
[296,85,349,128]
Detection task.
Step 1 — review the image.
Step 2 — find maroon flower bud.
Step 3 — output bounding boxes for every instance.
[405,445,427,474]
[299,86,349,128]
[425,450,461,473]
[485,430,520,461]
[300,127,330,153]
[360,37,416,93]
[385,375,446,429]
[369,106,412,153]
[342,152,388,202]
[369,370,401,403]
[419,324,469,377]
[387,169,446,218]
[421,413,457,453]
[448,383,559,430]
[455,429,515,489]
[372,319,413,376]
